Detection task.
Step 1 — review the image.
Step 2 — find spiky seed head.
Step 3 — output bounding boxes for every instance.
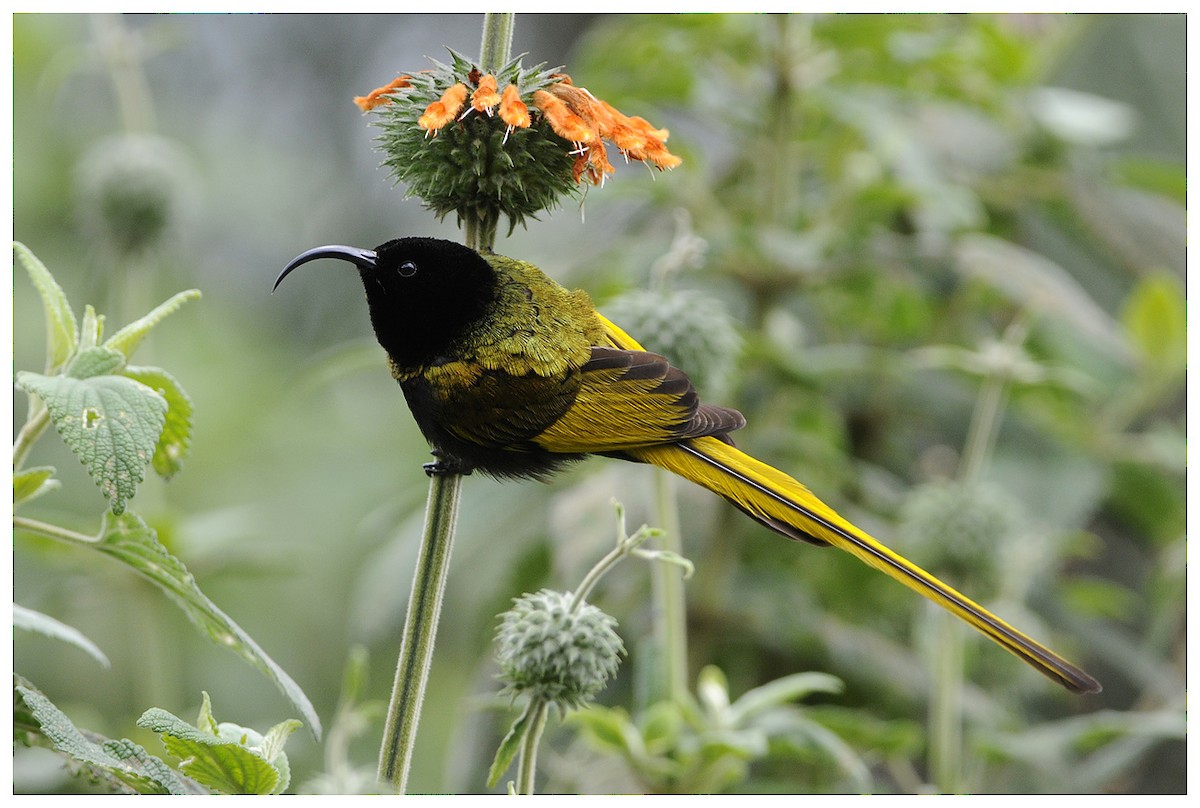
[495,589,624,710]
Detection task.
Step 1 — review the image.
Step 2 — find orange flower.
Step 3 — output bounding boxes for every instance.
[499,84,531,130]
[532,90,595,145]
[353,75,413,112]
[470,73,502,115]
[418,82,468,132]
[573,141,616,186]
[358,62,680,187]
[537,80,681,178]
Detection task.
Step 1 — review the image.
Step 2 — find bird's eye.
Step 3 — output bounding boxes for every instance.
[398,260,418,278]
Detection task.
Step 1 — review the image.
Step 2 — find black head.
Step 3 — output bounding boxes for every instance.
[275,236,498,371]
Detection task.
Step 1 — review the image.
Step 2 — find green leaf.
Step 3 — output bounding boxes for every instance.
[96,512,322,739]
[1120,272,1186,374]
[137,707,286,795]
[15,370,166,514]
[13,604,111,668]
[14,242,77,372]
[123,366,195,479]
[13,465,60,507]
[68,346,126,378]
[571,705,640,756]
[196,690,221,736]
[728,672,844,727]
[487,704,531,789]
[104,288,201,361]
[79,304,104,350]
[15,681,195,794]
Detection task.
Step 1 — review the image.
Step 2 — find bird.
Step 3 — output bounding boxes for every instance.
[275,236,1101,695]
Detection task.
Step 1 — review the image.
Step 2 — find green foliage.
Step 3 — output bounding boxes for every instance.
[13,605,111,669]
[13,244,320,793]
[571,666,864,794]
[13,241,77,372]
[15,679,200,795]
[138,692,301,795]
[14,245,200,513]
[17,366,167,515]
[122,366,195,479]
[92,511,320,736]
[13,465,60,507]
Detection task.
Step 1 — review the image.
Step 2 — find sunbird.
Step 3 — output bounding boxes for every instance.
[276,236,1101,694]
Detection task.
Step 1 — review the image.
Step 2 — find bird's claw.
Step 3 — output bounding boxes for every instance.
[423,456,473,477]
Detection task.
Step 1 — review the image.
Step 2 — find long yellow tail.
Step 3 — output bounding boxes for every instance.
[628,436,1101,694]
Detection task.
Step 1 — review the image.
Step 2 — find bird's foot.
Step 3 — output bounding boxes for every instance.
[423,456,474,477]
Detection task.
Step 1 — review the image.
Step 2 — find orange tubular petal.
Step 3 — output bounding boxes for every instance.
[641,139,682,170]
[627,115,671,142]
[471,73,501,113]
[610,122,648,154]
[499,84,531,129]
[547,82,613,135]
[588,141,616,183]
[419,83,468,130]
[532,89,594,144]
[353,74,413,112]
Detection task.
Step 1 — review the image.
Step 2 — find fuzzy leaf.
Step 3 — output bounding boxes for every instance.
[79,304,105,350]
[137,707,283,795]
[728,672,844,727]
[15,242,77,372]
[68,346,126,378]
[103,288,201,360]
[15,682,194,794]
[15,370,166,514]
[123,366,195,478]
[487,705,532,789]
[13,465,60,507]
[13,604,111,668]
[96,512,321,739]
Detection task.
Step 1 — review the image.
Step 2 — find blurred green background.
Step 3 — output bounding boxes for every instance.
[13,13,1185,794]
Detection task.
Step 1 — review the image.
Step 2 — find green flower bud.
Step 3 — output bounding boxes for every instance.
[75,133,193,256]
[495,589,624,710]
[604,288,741,396]
[896,479,1023,597]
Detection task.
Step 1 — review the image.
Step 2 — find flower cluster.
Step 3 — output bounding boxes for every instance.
[494,589,624,711]
[355,50,681,232]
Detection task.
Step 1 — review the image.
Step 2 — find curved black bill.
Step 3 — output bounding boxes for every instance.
[273,245,378,291]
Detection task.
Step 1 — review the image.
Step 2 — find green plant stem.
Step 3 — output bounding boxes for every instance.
[571,510,653,612]
[377,470,463,793]
[91,14,155,133]
[515,698,549,795]
[651,468,688,703]
[928,315,1025,793]
[928,606,964,793]
[375,13,516,794]
[478,12,514,74]
[959,374,1008,485]
[13,515,99,545]
[12,402,51,472]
